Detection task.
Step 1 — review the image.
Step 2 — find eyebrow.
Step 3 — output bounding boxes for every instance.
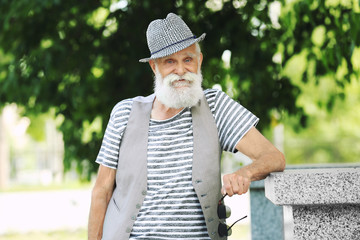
[159,51,197,62]
[186,52,197,58]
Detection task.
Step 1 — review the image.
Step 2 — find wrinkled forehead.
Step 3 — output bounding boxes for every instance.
[160,44,198,60]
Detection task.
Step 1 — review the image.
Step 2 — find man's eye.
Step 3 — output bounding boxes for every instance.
[166,60,174,64]
[185,58,192,62]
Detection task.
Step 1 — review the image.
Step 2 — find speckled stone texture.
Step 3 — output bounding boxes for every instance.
[264,167,360,240]
[265,168,360,205]
[293,205,360,240]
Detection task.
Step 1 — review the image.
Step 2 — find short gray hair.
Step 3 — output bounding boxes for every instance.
[195,42,201,55]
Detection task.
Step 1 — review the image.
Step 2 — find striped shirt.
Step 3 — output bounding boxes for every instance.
[96,89,259,239]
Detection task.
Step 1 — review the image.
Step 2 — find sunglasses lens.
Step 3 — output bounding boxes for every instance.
[218,204,232,219]
[218,223,228,237]
[217,194,248,237]
[225,205,231,218]
[217,204,226,219]
[218,222,233,237]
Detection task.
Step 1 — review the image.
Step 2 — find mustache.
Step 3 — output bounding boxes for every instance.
[164,72,199,85]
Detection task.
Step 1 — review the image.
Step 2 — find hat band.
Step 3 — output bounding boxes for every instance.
[150,35,197,56]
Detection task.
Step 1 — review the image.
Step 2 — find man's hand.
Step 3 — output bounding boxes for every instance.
[221,127,286,197]
[222,169,251,196]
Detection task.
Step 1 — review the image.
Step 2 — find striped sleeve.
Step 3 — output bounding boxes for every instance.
[95,99,133,169]
[204,89,259,153]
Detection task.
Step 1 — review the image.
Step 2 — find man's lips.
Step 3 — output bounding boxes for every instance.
[172,79,186,82]
[172,79,191,87]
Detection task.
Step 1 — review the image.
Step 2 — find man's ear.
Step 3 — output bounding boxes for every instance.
[149,60,156,74]
[199,52,203,66]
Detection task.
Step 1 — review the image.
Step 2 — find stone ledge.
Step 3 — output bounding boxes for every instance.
[265,167,360,205]
[291,205,360,239]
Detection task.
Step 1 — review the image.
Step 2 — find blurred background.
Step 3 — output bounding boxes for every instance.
[0,0,359,239]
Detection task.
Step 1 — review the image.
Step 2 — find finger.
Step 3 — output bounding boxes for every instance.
[221,186,227,195]
[231,175,241,195]
[222,175,234,196]
[226,185,234,197]
[238,176,250,195]
[243,177,250,194]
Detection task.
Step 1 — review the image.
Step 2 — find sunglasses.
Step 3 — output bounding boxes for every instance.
[217,193,248,237]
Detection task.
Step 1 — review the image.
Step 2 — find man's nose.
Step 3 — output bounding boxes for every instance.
[174,62,186,76]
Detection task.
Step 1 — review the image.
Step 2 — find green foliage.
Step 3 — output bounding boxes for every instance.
[279,0,360,112]
[283,78,360,164]
[1,0,359,178]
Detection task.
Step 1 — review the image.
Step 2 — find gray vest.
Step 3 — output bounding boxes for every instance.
[102,94,225,240]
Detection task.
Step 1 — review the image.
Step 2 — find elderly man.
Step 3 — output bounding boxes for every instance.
[88,13,285,240]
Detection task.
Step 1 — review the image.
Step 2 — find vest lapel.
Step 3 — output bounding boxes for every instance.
[192,94,223,239]
[103,94,155,240]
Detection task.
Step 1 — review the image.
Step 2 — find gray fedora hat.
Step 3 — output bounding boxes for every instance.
[139,13,206,62]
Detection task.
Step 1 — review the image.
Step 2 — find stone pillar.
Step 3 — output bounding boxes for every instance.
[265,168,360,239]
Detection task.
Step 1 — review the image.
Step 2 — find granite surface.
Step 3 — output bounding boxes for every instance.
[292,205,360,239]
[265,167,360,205]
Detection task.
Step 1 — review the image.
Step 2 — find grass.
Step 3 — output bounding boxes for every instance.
[1,229,87,240]
[0,181,92,193]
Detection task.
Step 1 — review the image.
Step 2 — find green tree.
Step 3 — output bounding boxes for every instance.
[280,0,360,113]
[1,0,359,178]
[277,0,360,164]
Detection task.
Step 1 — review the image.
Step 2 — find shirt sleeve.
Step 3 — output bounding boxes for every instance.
[205,89,259,153]
[95,99,133,169]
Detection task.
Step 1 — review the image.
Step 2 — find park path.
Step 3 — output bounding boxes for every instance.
[0,188,91,234]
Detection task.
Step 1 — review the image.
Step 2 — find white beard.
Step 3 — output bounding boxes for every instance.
[154,67,204,109]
